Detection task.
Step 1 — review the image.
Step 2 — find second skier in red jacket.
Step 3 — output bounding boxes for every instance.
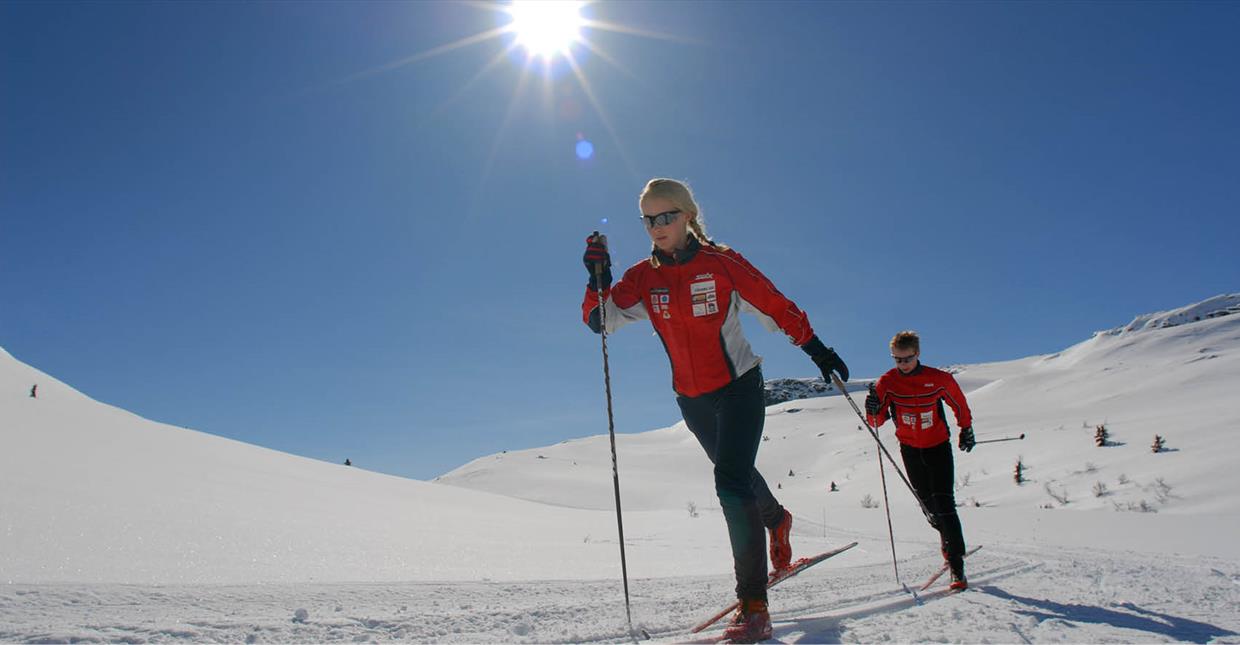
[865,330,976,590]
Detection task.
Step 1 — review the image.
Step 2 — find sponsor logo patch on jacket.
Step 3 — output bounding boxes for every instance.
[650,288,671,318]
[689,280,718,317]
[901,411,935,429]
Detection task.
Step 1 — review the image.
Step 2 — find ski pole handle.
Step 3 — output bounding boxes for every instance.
[588,231,609,281]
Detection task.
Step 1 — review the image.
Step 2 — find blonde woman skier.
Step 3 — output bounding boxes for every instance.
[581,178,849,642]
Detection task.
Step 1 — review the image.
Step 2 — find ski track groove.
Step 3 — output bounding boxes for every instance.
[3,544,1238,643]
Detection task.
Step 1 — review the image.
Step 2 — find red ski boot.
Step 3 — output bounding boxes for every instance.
[949,562,968,591]
[722,598,772,643]
[768,509,793,574]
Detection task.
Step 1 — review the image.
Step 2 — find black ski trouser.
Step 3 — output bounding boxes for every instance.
[676,366,785,602]
[900,440,966,566]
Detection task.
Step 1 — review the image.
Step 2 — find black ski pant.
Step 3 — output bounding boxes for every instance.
[677,366,785,602]
[900,440,966,567]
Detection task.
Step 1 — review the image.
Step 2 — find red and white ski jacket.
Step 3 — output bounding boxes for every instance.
[582,238,815,398]
[867,364,973,449]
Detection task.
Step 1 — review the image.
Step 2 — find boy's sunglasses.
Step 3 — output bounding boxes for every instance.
[640,209,681,229]
[891,354,918,364]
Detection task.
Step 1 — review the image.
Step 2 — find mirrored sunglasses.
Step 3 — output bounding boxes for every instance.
[640,209,681,229]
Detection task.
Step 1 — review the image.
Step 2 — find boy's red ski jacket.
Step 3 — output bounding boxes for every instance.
[867,364,972,448]
[582,239,815,398]
[868,362,972,449]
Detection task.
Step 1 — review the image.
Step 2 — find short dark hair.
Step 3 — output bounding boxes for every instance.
[890,330,920,354]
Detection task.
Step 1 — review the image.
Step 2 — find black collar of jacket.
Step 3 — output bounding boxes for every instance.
[896,363,925,377]
[652,236,702,265]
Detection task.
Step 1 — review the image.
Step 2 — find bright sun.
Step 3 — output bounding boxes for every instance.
[509,0,584,59]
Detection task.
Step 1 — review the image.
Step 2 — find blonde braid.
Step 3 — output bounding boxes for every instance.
[688,216,724,248]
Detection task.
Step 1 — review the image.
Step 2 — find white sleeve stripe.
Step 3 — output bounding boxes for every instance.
[734,292,781,333]
[602,296,648,333]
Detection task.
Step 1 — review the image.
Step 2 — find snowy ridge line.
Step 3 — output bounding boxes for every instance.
[1097,293,1240,336]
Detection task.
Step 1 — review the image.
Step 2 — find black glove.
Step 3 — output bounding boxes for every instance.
[958,426,976,452]
[864,382,880,416]
[583,232,612,291]
[801,335,849,383]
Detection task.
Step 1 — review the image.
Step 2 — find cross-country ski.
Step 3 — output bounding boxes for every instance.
[691,541,859,634]
[920,545,984,592]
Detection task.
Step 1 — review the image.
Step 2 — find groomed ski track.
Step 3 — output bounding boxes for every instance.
[4,540,1236,644]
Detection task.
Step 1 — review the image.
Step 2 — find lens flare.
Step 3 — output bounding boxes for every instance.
[576,139,595,160]
[509,1,584,59]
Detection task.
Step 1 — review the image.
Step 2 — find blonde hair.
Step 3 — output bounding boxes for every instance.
[890,331,921,354]
[639,178,726,266]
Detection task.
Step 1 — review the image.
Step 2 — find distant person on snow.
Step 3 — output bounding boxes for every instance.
[581,178,849,642]
[865,330,976,590]
[30,384,37,398]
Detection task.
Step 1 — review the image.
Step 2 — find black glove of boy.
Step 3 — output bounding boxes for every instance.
[958,426,976,452]
[864,382,880,416]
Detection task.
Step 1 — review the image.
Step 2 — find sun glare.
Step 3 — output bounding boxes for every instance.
[509,1,584,59]
[331,1,685,192]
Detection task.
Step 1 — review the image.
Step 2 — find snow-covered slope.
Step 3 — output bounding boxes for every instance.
[442,294,1240,519]
[0,348,710,584]
[2,295,1239,643]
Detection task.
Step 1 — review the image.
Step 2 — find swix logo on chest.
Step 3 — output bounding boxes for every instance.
[689,279,719,317]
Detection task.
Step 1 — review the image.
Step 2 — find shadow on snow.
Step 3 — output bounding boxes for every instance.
[978,586,1237,644]
[772,561,1039,643]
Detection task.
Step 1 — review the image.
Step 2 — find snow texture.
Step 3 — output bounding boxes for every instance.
[3,294,1240,643]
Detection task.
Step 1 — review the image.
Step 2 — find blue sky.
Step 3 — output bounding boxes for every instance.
[2,1,1237,480]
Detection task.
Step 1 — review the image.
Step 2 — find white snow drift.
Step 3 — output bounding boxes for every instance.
[2,295,1238,643]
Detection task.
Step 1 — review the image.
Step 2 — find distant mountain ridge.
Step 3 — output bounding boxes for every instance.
[762,377,832,406]
[762,376,879,406]
[1100,293,1240,336]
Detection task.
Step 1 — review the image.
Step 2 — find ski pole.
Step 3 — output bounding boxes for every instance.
[875,437,901,585]
[975,433,1025,445]
[590,234,636,638]
[828,374,934,525]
